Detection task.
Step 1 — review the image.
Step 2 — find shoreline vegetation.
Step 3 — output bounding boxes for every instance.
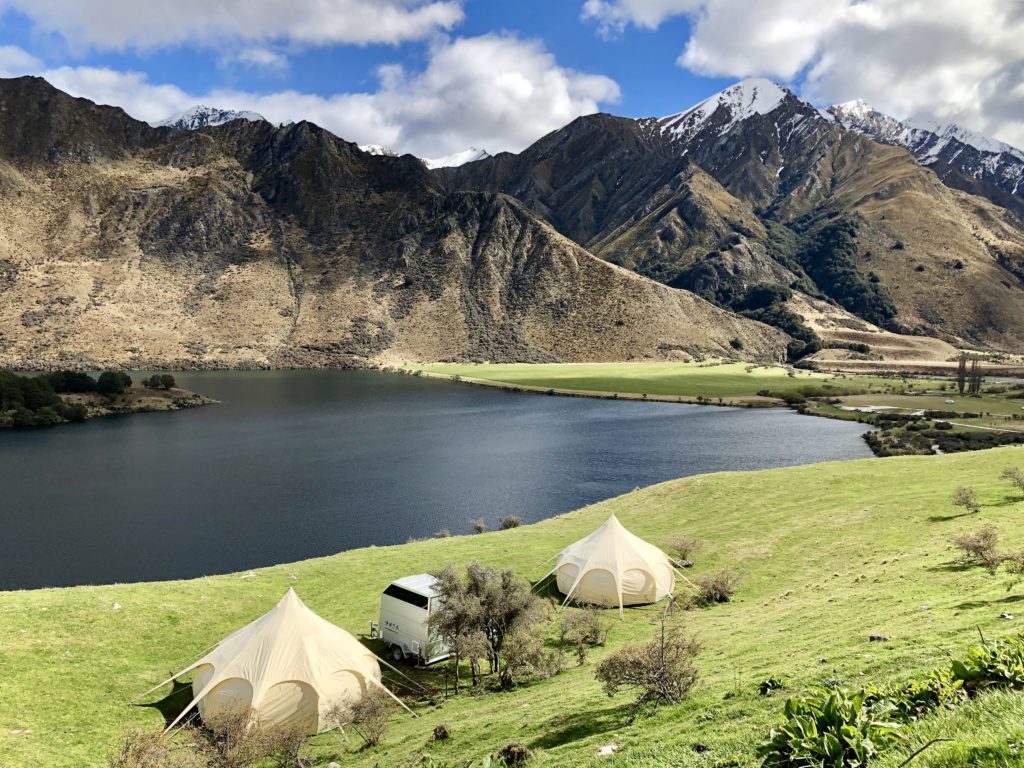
[0,369,215,429]
[2,448,1023,767]
[403,361,1024,457]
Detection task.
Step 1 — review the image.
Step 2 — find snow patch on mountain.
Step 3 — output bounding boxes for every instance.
[359,144,398,157]
[155,105,265,131]
[423,147,491,169]
[658,78,791,139]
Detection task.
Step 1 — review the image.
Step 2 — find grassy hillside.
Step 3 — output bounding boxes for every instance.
[2,448,1024,767]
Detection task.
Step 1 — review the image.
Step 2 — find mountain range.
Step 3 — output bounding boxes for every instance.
[0,75,1021,370]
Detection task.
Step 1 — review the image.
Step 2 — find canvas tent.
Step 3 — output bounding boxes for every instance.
[543,514,676,615]
[144,588,409,735]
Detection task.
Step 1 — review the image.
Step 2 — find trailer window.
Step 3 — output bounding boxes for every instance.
[383,584,429,609]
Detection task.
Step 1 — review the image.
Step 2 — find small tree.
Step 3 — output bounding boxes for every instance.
[595,619,700,709]
[954,526,1003,572]
[97,371,128,398]
[559,607,610,665]
[955,355,968,396]
[160,374,176,390]
[665,534,702,565]
[952,486,980,515]
[968,360,983,395]
[326,688,393,747]
[1002,467,1024,496]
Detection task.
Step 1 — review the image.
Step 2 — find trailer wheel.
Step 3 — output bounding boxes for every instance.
[390,645,405,663]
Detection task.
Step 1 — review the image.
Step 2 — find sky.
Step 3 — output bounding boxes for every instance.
[0,0,1020,158]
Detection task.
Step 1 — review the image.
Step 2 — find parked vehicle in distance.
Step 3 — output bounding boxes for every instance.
[370,574,450,665]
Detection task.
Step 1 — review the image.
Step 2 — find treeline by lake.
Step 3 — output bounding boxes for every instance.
[0,370,176,428]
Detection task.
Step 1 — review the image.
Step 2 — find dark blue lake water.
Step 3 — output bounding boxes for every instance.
[0,370,873,589]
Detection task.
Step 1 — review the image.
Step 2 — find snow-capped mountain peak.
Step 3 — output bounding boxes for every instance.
[155,105,265,131]
[658,77,796,139]
[359,143,398,157]
[422,147,491,169]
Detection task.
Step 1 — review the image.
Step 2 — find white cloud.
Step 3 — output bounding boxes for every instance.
[0,35,620,157]
[582,0,1024,149]
[0,0,464,50]
[220,47,290,74]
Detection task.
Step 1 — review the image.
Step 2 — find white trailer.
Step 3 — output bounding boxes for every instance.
[371,574,449,665]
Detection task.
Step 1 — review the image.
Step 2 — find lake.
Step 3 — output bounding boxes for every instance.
[0,370,874,590]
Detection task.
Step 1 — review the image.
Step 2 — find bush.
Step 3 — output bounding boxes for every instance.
[1002,467,1024,494]
[951,485,980,514]
[44,370,97,393]
[595,620,700,708]
[559,607,610,664]
[729,337,744,351]
[693,571,739,607]
[432,723,451,741]
[953,526,1003,572]
[97,370,131,398]
[496,742,531,767]
[192,707,309,768]
[499,515,524,530]
[470,517,487,534]
[665,534,702,564]
[757,689,906,767]
[327,688,393,747]
[108,730,202,768]
[144,374,177,390]
[864,669,966,722]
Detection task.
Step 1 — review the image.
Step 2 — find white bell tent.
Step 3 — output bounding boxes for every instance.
[143,588,410,735]
[544,514,677,615]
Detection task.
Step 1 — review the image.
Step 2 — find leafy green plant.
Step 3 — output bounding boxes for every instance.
[864,669,965,722]
[948,633,1024,693]
[756,689,906,767]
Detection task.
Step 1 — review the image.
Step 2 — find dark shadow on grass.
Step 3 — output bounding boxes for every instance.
[926,560,976,573]
[529,701,635,750]
[136,679,193,728]
[955,593,1024,610]
[927,511,977,522]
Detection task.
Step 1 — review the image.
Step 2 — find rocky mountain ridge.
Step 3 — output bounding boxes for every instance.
[0,76,786,369]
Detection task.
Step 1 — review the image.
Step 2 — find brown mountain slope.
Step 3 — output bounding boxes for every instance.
[0,79,787,368]
[445,82,1024,352]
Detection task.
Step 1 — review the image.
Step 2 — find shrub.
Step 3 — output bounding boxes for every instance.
[729,337,744,351]
[953,526,1003,572]
[470,517,487,534]
[434,529,451,539]
[97,371,130,398]
[559,607,610,664]
[595,620,700,708]
[108,730,202,768]
[497,742,531,767]
[665,534,702,564]
[193,707,309,768]
[499,515,524,530]
[144,374,177,390]
[693,571,739,607]
[327,688,393,747]
[1002,467,1024,494]
[757,689,906,767]
[951,485,980,514]
[432,723,451,741]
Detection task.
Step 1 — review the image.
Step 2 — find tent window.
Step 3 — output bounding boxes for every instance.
[383,584,429,609]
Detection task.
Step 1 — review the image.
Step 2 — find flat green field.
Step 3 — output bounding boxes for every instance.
[411,362,892,400]
[3,448,1024,767]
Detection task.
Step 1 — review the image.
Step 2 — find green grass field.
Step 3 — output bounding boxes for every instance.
[3,448,1024,767]
[411,362,897,401]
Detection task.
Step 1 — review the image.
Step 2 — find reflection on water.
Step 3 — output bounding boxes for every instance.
[0,370,873,589]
